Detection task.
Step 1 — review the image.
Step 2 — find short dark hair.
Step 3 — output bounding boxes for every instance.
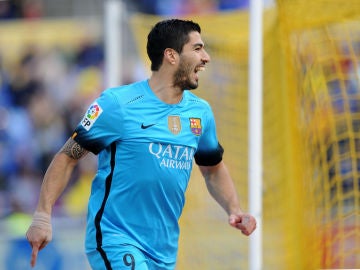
[147,19,201,71]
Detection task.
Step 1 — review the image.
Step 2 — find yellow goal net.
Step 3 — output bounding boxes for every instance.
[131,0,360,269]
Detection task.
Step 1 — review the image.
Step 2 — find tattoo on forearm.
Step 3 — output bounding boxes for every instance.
[60,138,88,159]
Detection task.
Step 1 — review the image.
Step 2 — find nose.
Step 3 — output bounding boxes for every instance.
[202,49,211,63]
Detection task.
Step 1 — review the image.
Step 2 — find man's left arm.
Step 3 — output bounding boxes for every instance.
[198,161,256,236]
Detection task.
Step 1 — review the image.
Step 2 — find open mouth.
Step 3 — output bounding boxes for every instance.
[195,65,206,73]
[193,64,206,84]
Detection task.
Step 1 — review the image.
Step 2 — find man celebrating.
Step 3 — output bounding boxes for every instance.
[26,19,256,270]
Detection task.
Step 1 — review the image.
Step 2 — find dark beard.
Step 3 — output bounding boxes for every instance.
[173,60,198,91]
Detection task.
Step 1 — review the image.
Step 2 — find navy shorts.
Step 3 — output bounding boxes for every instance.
[86,244,176,270]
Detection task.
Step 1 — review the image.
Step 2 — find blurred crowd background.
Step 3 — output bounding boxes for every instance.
[1,0,359,269]
[0,1,262,269]
[0,0,252,19]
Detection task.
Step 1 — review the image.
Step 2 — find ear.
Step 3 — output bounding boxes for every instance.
[164,48,177,65]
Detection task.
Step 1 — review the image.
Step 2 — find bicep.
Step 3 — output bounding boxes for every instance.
[198,161,222,180]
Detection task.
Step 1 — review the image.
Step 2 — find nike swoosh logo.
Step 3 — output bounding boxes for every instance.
[141,123,156,129]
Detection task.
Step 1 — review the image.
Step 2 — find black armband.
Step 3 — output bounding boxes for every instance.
[194,143,224,166]
[72,130,104,155]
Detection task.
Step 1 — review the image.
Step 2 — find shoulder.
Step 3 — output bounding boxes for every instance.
[184,91,212,110]
[102,80,148,105]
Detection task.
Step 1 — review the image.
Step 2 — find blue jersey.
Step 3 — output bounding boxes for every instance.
[72,80,223,264]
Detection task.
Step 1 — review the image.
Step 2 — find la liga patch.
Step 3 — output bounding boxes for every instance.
[81,102,103,131]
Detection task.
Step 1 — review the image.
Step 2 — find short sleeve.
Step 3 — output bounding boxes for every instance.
[194,106,224,166]
[72,89,123,154]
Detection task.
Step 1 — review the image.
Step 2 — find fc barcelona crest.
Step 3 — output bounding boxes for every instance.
[168,116,181,135]
[189,118,202,136]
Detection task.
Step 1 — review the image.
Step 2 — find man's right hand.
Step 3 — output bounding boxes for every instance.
[26,212,52,267]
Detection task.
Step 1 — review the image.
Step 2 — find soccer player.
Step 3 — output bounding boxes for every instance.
[26,19,256,270]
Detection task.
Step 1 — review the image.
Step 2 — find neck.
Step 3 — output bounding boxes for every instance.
[148,73,183,104]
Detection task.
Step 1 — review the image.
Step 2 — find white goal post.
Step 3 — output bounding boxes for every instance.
[104,0,123,88]
[248,0,264,269]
